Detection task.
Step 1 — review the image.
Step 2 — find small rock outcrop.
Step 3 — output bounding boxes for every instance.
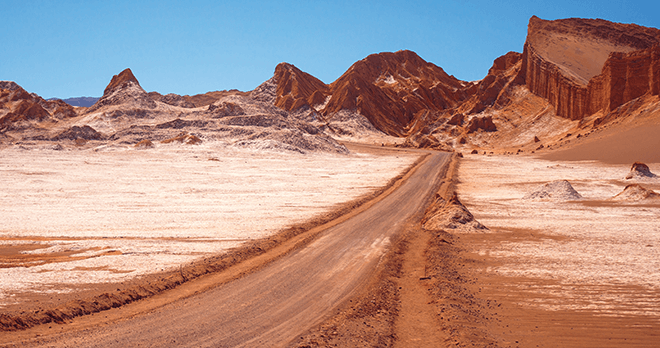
[625,162,657,179]
[523,180,583,200]
[466,116,497,133]
[423,193,487,232]
[134,139,154,148]
[161,132,203,145]
[612,184,660,201]
[52,125,104,141]
[400,133,453,151]
[208,101,245,117]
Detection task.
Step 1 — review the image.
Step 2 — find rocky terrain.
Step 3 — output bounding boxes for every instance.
[0,81,76,133]
[1,14,660,347]
[3,16,659,158]
[2,68,347,154]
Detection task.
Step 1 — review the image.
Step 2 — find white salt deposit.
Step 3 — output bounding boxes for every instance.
[523,180,582,200]
[458,154,660,317]
[0,144,418,306]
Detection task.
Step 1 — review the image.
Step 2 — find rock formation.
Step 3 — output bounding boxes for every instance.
[147,90,242,108]
[520,16,660,120]
[423,192,487,231]
[457,51,524,115]
[612,184,660,201]
[268,50,469,137]
[0,81,76,133]
[87,68,156,113]
[5,16,660,155]
[272,63,330,112]
[625,162,657,179]
[52,125,104,141]
[323,50,467,136]
[466,116,497,133]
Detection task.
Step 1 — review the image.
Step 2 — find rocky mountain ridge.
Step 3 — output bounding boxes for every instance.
[0,81,76,133]
[2,16,659,156]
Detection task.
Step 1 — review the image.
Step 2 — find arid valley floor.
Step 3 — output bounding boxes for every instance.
[2,14,660,348]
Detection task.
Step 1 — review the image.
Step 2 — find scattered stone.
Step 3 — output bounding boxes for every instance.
[446,113,464,126]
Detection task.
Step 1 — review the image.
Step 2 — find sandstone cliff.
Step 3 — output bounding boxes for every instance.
[521,16,660,120]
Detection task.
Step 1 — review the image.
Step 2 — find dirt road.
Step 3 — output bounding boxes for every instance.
[4,151,450,347]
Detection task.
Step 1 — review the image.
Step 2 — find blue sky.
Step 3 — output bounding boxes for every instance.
[1,0,658,99]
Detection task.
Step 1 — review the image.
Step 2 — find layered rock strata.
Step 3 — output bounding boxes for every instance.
[521,16,660,120]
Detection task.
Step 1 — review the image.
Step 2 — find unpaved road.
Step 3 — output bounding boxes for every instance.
[4,151,450,347]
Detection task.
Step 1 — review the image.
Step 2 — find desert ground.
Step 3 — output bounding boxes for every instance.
[455,154,660,347]
[1,139,659,347]
[0,143,418,313]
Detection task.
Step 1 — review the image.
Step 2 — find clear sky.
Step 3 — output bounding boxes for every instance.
[1,0,658,99]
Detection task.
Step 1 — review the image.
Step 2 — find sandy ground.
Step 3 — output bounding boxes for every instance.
[0,143,418,312]
[0,148,449,347]
[455,154,660,346]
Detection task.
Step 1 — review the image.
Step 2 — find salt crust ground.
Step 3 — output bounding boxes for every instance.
[0,143,418,308]
[457,155,660,317]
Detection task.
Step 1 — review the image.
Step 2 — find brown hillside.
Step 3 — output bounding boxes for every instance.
[269,51,470,136]
[148,90,247,108]
[324,50,467,136]
[0,83,76,132]
[274,63,330,111]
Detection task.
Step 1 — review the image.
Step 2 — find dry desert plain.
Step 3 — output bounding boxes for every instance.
[0,137,658,347]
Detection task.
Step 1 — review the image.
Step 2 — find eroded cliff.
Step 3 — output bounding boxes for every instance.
[521,16,660,120]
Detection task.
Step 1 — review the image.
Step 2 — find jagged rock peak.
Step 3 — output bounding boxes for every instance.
[0,81,22,91]
[86,68,155,113]
[322,49,468,136]
[273,62,329,111]
[104,68,141,95]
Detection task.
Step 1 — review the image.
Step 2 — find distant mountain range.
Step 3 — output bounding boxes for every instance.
[3,15,659,160]
[48,97,100,107]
